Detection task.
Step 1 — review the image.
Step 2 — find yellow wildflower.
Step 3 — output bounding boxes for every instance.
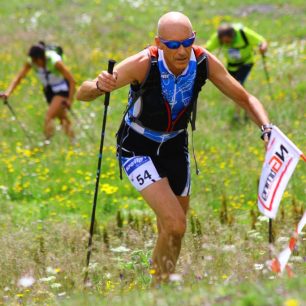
[284,299,299,306]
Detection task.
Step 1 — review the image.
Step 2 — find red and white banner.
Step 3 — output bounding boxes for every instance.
[258,126,305,219]
[269,212,306,275]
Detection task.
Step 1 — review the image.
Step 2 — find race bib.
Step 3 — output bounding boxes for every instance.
[123,156,161,191]
[228,48,242,61]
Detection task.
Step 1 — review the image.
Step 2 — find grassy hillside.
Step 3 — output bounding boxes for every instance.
[0,0,305,305]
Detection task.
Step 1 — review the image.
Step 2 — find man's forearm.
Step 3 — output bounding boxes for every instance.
[76,81,103,101]
[246,95,270,127]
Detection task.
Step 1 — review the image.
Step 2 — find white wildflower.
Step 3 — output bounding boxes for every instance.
[222,245,236,252]
[84,280,93,288]
[269,276,276,279]
[257,216,269,222]
[46,267,57,275]
[39,276,56,282]
[78,14,91,26]
[277,236,289,243]
[290,256,303,263]
[29,11,43,29]
[50,283,62,289]
[254,263,264,270]
[105,272,111,279]
[0,185,8,192]
[204,255,213,261]
[18,276,35,288]
[88,262,98,271]
[248,231,263,240]
[145,240,154,248]
[169,274,183,282]
[110,246,130,253]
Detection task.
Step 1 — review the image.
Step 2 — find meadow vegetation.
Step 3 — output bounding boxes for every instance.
[0,0,305,305]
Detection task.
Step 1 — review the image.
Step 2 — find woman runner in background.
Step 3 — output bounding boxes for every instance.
[0,42,75,142]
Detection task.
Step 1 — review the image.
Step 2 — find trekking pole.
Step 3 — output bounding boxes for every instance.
[3,98,33,143]
[62,101,95,142]
[268,218,274,258]
[261,54,273,100]
[269,218,273,243]
[84,59,116,285]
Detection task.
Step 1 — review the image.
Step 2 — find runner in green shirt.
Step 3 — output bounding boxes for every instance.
[206,23,268,121]
[0,42,75,142]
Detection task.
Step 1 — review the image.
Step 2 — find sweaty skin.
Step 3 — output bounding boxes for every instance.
[77,12,270,283]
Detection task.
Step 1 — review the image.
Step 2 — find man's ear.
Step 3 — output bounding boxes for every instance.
[155,36,162,49]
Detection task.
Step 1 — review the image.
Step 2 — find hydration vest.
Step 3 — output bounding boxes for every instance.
[117,46,208,179]
[126,45,208,132]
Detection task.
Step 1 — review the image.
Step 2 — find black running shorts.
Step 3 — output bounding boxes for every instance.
[117,124,191,196]
[43,83,69,104]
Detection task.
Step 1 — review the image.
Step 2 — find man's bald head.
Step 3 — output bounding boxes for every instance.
[157,12,193,39]
[155,12,195,76]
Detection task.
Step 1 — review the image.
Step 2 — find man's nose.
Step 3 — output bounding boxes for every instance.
[177,44,187,56]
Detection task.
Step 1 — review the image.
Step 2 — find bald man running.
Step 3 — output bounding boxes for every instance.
[77,12,272,283]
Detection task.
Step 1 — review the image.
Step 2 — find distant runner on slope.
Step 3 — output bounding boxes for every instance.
[206,23,268,122]
[0,42,75,142]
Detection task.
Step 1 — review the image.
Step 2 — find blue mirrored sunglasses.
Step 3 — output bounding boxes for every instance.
[159,34,196,49]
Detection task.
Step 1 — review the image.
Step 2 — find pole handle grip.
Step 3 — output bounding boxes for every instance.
[107,59,116,74]
[104,60,116,107]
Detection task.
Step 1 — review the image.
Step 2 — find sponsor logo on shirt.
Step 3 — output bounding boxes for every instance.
[161,72,170,79]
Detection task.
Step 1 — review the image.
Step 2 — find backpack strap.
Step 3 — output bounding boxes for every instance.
[125,46,159,118]
[148,45,158,57]
[190,46,208,131]
[239,28,249,48]
[142,46,160,90]
[192,45,205,58]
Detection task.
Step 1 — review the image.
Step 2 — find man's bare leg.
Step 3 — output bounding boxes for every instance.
[141,178,189,283]
[157,196,189,233]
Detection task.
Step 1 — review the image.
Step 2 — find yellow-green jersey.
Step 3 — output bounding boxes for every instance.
[28,50,68,92]
[206,24,265,71]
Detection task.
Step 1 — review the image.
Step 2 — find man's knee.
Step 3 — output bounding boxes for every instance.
[45,114,53,124]
[162,214,186,239]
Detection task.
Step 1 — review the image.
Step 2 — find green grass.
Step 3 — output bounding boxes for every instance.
[0,0,305,305]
